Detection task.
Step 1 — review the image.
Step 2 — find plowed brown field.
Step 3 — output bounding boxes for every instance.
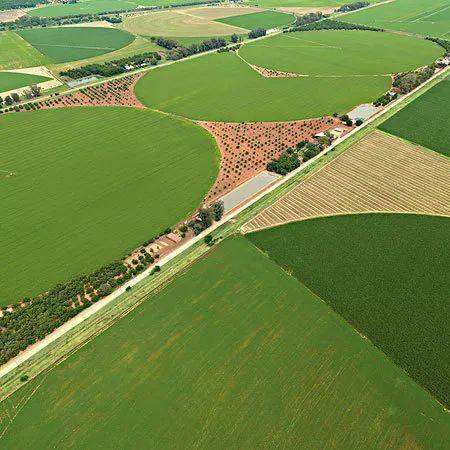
[242,131,450,233]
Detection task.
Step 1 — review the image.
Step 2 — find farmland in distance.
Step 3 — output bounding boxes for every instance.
[1,237,449,449]
[0,107,218,301]
[16,27,135,63]
[339,0,450,38]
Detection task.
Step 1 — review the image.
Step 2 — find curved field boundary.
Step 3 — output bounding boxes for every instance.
[242,130,450,233]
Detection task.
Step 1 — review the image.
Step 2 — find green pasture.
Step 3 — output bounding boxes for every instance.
[379,78,450,158]
[0,71,50,93]
[16,27,135,63]
[248,213,450,407]
[0,107,218,301]
[216,10,294,30]
[27,0,206,17]
[243,0,375,7]
[240,30,442,76]
[135,52,389,121]
[340,0,450,38]
[0,31,49,70]
[1,236,449,448]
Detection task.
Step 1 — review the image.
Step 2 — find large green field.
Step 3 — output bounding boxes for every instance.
[16,27,135,63]
[135,52,389,121]
[1,237,449,448]
[340,0,450,38]
[0,32,49,70]
[248,214,450,408]
[27,0,205,17]
[243,0,375,7]
[379,78,450,158]
[0,71,50,93]
[240,30,442,76]
[0,107,218,301]
[216,10,294,29]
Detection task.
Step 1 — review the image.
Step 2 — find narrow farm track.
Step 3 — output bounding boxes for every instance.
[242,131,450,233]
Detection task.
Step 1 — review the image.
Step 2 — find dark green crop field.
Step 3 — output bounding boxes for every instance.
[16,27,135,63]
[379,78,450,157]
[248,214,450,407]
[240,30,442,76]
[0,107,218,302]
[216,10,294,30]
[135,52,389,121]
[0,71,49,92]
[1,237,449,448]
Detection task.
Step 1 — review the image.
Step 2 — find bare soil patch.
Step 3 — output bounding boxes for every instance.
[0,9,27,22]
[1,74,143,114]
[242,130,450,233]
[251,64,304,78]
[200,117,339,201]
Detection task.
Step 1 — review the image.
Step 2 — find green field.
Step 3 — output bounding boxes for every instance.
[379,78,450,158]
[0,107,218,301]
[243,0,374,7]
[0,32,49,70]
[135,52,389,121]
[216,10,294,29]
[1,236,449,448]
[28,0,206,17]
[248,214,450,407]
[0,71,50,93]
[16,27,135,63]
[240,30,442,75]
[340,0,450,38]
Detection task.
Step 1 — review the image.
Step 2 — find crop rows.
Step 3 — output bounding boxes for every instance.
[242,131,450,233]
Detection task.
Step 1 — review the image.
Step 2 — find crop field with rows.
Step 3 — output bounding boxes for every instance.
[248,213,450,407]
[379,77,450,157]
[242,130,450,233]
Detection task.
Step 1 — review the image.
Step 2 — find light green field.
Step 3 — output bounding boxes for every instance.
[0,71,50,93]
[244,0,367,7]
[27,0,195,17]
[340,0,450,38]
[1,236,449,448]
[240,30,442,75]
[0,31,49,70]
[216,10,294,29]
[135,52,389,121]
[379,77,450,158]
[248,213,450,408]
[0,107,218,301]
[16,27,135,63]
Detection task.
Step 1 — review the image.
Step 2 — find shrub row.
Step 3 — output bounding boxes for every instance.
[337,1,369,13]
[153,37,227,61]
[393,64,436,94]
[60,51,161,79]
[290,19,383,32]
[426,36,450,54]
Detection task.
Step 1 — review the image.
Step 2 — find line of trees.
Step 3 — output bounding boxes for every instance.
[248,28,266,39]
[60,51,161,79]
[0,85,41,110]
[187,200,224,235]
[426,36,450,54]
[337,2,369,13]
[393,64,436,94]
[289,19,383,32]
[153,37,227,61]
[267,139,330,175]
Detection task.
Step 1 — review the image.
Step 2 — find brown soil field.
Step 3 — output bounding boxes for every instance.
[200,117,339,201]
[1,74,143,114]
[0,9,27,22]
[251,64,304,78]
[242,130,450,233]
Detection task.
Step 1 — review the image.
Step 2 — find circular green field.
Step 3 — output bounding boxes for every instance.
[0,107,219,301]
[135,52,390,122]
[239,30,443,76]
